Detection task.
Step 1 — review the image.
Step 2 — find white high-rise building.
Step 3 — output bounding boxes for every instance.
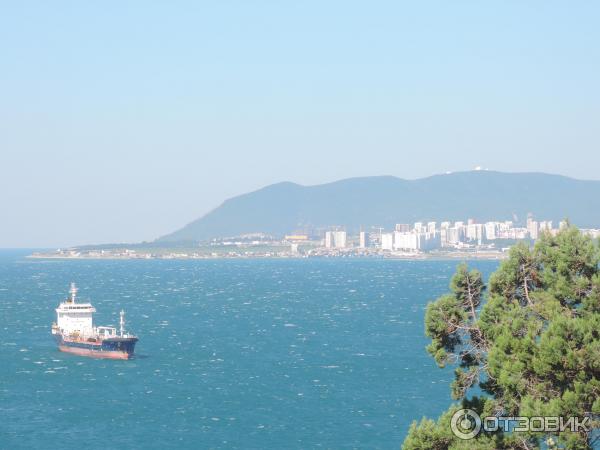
[325,230,347,248]
[414,222,425,233]
[381,233,394,250]
[484,222,497,240]
[446,227,462,245]
[440,228,448,247]
[527,219,539,240]
[359,231,369,248]
[420,232,442,251]
[427,222,437,234]
[333,231,347,248]
[325,232,333,248]
[395,224,410,233]
[466,223,483,242]
[394,231,441,251]
[394,232,417,250]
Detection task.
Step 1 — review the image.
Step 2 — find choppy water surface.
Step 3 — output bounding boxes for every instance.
[0,251,498,449]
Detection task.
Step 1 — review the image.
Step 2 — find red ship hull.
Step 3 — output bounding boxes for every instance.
[54,333,137,360]
[58,344,132,360]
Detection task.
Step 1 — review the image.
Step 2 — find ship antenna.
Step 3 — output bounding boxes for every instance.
[69,282,78,303]
[120,310,125,337]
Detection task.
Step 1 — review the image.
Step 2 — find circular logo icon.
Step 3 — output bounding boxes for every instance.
[450,409,482,440]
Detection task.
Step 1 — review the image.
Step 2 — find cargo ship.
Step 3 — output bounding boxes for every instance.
[51,283,138,360]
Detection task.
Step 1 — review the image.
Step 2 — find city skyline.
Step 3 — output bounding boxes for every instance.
[31,214,600,261]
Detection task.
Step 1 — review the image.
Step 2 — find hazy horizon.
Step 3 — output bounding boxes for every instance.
[2,2,599,247]
[3,168,597,249]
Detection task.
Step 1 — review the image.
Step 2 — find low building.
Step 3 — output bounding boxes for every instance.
[285,234,309,241]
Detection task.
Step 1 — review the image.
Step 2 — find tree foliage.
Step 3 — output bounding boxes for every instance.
[404,227,600,450]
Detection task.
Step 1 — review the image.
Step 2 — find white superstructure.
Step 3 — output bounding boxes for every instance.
[52,283,133,340]
[54,283,96,337]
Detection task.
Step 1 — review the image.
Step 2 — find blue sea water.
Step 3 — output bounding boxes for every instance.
[0,250,499,449]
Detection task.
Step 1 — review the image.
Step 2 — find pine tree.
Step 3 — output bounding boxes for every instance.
[403,226,600,450]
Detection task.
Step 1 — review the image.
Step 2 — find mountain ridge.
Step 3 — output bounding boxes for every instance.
[158,171,600,242]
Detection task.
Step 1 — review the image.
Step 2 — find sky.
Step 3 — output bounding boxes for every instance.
[1,1,599,248]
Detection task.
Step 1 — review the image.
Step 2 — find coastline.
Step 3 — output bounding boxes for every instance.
[27,251,508,261]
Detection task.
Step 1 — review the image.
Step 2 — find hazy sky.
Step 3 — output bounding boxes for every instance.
[1,2,599,248]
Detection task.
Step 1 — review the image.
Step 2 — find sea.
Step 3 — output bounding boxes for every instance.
[0,250,500,449]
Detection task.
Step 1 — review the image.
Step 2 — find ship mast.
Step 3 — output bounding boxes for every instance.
[120,310,125,336]
[69,282,78,303]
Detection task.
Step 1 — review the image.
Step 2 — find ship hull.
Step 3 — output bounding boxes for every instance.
[58,345,131,359]
[54,334,138,360]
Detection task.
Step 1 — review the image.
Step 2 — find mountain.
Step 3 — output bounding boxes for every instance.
[157,171,600,242]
